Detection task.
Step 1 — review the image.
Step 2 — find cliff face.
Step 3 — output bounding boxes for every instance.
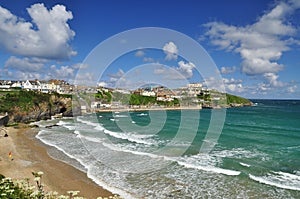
[0,91,77,124]
[10,95,75,123]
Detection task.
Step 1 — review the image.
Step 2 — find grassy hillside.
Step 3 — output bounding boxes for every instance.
[226,93,252,105]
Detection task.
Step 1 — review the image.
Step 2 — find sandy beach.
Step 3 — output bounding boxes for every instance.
[0,126,113,198]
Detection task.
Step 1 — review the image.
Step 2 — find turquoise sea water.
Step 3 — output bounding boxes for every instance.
[35,100,300,198]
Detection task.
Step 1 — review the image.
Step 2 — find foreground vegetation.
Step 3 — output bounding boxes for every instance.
[0,172,121,199]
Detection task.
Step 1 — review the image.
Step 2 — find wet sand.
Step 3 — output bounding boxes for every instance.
[0,126,113,198]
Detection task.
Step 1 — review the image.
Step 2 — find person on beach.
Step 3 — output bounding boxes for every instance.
[8,151,13,161]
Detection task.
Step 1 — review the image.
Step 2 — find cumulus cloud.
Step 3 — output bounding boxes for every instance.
[177,61,195,78]
[0,3,75,60]
[204,1,300,85]
[263,73,285,87]
[163,41,178,60]
[143,57,155,62]
[8,70,41,80]
[152,61,195,80]
[223,78,244,93]
[135,50,145,57]
[73,63,88,69]
[50,65,75,78]
[108,69,125,82]
[287,85,297,93]
[220,66,237,74]
[98,81,108,87]
[4,56,46,72]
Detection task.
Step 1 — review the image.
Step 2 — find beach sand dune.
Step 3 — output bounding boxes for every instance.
[0,127,113,198]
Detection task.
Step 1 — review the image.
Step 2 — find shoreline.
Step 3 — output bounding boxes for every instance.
[95,106,202,113]
[0,126,114,198]
[93,104,252,113]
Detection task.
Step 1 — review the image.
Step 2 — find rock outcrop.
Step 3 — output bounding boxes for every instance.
[9,95,77,123]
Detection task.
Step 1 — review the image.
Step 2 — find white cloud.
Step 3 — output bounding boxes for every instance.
[203,77,225,91]
[152,61,195,80]
[204,1,300,86]
[73,63,88,69]
[72,72,95,85]
[98,81,108,87]
[223,78,242,84]
[135,50,145,57]
[50,65,75,79]
[108,69,125,82]
[177,61,195,78]
[4,56,45,72]
[163,41,178,60]
[287,85,297,93]
[263,73,285,87]
[8,70,41,80]
[0,3,75,60]
[143,57,155,62]
[220,66,237,74]
[226,83,244,93]
[223,78,244,93]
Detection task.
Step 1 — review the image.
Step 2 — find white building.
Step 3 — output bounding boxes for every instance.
[141,90,156,97]
[23,80,41,91]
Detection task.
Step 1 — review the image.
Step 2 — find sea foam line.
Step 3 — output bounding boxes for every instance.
[249,173,300,191]
[102,142,241,176]
[176,161,241,176]
[239,162,251,167]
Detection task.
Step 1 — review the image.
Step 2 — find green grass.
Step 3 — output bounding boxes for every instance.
[0,90,51,113]
[226,93,252,104]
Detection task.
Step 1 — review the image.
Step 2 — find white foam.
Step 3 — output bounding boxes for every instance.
[36,132,87,173]
[103,142,163,159]
[103,142,240,176]
[57,120,76,130]
[110,118,119,122]
[239,162,251,167]
[103,129,155,145]
[86,169,137,199]
[274,171,300,181]
[131,121,136,124]
[137,113,147,116]
[114,114,129,118]
[77,117,100,127]
[249,172,300,191]
[177,161,241,176]
[57,120,68,125]
[94,125,105,131]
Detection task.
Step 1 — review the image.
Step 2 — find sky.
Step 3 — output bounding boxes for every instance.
[0,0,300,99]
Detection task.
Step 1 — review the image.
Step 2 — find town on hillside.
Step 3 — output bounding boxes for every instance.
[0,79,252,114]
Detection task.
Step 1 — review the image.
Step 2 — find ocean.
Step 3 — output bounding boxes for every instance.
[34,99,300,198]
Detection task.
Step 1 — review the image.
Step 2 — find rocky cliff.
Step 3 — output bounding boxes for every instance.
[0,91,79,124]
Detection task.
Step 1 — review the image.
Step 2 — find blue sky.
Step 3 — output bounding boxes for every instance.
[0,0,300,99]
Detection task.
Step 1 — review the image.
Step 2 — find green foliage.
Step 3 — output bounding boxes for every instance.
[0,90,51,113]
[129,94,179,106]
[129,94,156,105]
[111,92,131,104]
[226,93,251,104]
[95,91,112,103]
[0,176,33,198]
